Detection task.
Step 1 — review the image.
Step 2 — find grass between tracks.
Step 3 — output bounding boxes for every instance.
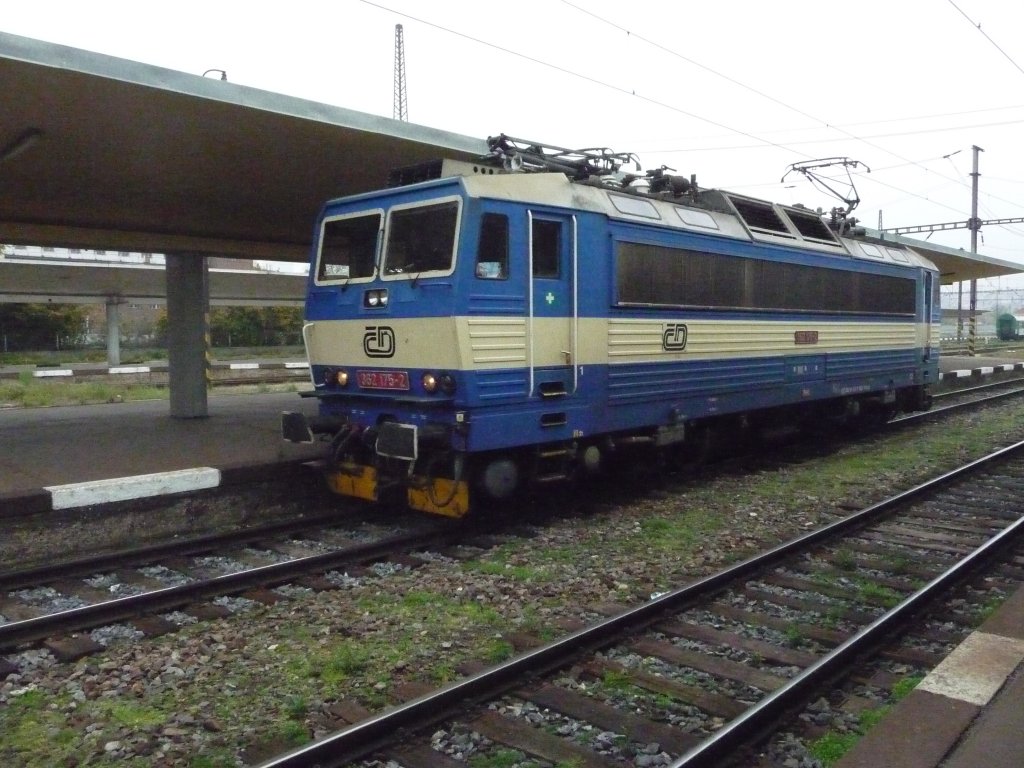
[808,674,924,766]
[2,404,1024,766]
[0,372,168,407]
[0,372,305,407]
[0,346,306,367]
[0,345,306,407]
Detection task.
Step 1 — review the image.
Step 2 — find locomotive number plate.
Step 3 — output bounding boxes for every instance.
[357,369,410,390]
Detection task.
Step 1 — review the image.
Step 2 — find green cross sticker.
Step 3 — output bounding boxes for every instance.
[545,292,556,305]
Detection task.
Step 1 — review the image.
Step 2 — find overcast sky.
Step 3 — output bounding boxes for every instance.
[5,0,1024,289]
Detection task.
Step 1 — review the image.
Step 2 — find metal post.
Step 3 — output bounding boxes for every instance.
[968,145,983,356]
[956,283,963,342]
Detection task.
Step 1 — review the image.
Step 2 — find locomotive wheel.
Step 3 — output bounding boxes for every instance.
[478,456,520,500]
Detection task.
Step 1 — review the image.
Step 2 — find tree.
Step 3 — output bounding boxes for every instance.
[0,303,88,351]
[153,308,170,346]
[209,306,303,347]
[151,306,302,349]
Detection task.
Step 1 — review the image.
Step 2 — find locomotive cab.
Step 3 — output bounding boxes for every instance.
[283,165,595,516]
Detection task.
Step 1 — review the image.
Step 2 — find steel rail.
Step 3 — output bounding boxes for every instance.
[0,525,458,651]
[932,377,1024,400]
[893,385,1024,426]
[670,502,1024,766]
[257,439,1024,768]
[0,510,355,591]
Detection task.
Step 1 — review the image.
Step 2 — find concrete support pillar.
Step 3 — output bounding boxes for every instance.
[166,254,210,418]
[105,299,121,367]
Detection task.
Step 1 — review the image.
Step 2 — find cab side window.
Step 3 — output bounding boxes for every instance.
[476,213,509,279]
[531,218,560,278]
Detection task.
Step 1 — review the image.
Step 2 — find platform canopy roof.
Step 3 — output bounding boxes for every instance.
[0,30,487,262]
[0,258,305,306]
[1,30,1020,285]
[858,227,1023,285]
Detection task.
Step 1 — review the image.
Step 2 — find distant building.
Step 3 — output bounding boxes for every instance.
[4,244,258,271]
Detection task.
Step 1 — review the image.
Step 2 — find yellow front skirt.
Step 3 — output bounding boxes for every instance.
[325,462,470,518]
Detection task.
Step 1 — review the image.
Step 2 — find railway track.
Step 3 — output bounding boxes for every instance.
[933,374,1024,400]
[0,516,479,662]
[255,441,1024,768]
[2,381,1021,667]
[896,378,1024,425]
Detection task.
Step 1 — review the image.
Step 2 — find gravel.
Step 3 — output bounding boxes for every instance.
[9,586,89,612]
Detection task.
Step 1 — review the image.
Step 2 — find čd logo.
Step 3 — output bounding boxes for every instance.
[363,326,396,358]
[663,323,688,351]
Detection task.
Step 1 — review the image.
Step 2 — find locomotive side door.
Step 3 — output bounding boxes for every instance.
[923,271,935,360]
[527,210,578,399]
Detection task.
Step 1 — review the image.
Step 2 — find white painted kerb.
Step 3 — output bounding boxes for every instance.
[45,468,222,510]
[917,631,1024,706]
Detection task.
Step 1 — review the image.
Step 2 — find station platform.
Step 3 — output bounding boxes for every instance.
[939,354,1024,381]
[0,391,322,514]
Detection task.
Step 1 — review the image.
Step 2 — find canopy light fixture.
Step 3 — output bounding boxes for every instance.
[0,128,43,165]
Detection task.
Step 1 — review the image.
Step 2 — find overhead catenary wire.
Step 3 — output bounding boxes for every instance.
[357,0,817,161]
[557,1,961,182]
[641,117,1024,154]
[947,0,1024,79]
[357,0,1024,237]
[562,3,1024,235]
[641,102,1024,148]
[554,1,1024,232]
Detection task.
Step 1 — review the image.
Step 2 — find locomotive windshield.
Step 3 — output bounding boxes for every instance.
[316,211,381,283]
[382,199,460,276]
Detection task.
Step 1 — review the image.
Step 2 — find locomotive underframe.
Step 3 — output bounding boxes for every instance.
[290,376,932,517]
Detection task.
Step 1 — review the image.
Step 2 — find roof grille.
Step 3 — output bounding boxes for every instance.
[785,208,839,242]
[387,159,444,187]
[729,197,791,235]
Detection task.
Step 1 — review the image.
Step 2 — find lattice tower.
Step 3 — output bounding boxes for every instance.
[393,24,408,122]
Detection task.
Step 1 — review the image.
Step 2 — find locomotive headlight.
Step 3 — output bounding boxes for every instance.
[439,372,457,395]
[422,372,438,393]
[363,289,389,308]
[324,368,349,387]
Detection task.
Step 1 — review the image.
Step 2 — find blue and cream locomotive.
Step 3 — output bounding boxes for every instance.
[283,136,939,516]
